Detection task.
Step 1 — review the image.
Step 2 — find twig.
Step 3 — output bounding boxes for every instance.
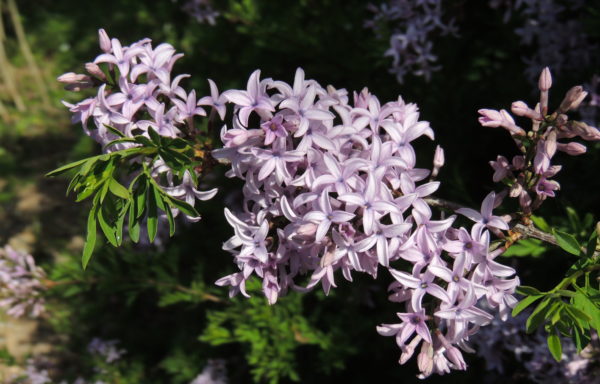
[425,196,559,247]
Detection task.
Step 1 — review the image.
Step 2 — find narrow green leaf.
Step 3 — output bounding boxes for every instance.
[109,178,130,199]
[97,205,118,247]
[104,124,125,138]
[512,294,544,317]
[531,215,551,232]
[46,157,90,177]
[115,201,129,246]
[128,200,140,243]
[547,331,562,361]
[165,201,176,237]
[586,230,598,258]
[167,196,200,218]
[134,135,155,147]
[82,207,98,269]
[148,127,162,145]
[147,183,158,243]
[552,228,582,256]
[564,305,591,330]
[526,298,552,333]
[517,286,543,296]
[572,326,591,353]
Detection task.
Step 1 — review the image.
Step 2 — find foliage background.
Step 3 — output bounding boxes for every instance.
[1,0,599,382]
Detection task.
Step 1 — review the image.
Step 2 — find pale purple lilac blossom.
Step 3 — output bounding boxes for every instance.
[478,67,600,215]
[59,29,218,224]
[365,0,458,83]
[213,67,520,377]
[0,245,46,318]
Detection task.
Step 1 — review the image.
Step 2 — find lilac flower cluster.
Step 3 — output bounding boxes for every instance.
[471,310,599,383]
[58,29,217,222]
[212,68,520,376]
[180,0,219,25]
[365,0,457,83]
[479,68,600,215]
[87,338,126,364]
[8,359,52,384]
[494,0,596,82]
[0,245,46,318]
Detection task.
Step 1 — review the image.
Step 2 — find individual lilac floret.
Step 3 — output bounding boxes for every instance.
[0,245,47,318]
[87,338,126,363]
[456,191,509,231]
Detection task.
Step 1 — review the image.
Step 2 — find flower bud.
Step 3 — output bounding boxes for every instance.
[569,121,600,141]
[85,62,106,81]
[431,145,444,178]
[557,142,586,156]
[538,67,552,92]
[559,86,588,112]
[511,101,542,120]
[57,72,94,91]
[445,346,467,370]
[417,342,434,377]
[98,29,111,53]
[512,155,525,170]
[509,182,523,198]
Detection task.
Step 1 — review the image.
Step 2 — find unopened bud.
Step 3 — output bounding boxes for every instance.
[557,142,587,156]
[417,342,434,377]
[570,121,600,141]
[511,101,541,120]
[512,155,525,170]
[509,182,523,198]
[57,72,94,91]
[538,67,552,92]
[446,346,467,370]
[85,62,106,81]
[98,29,111,53]
[559,86,588,112]
[431,145,444,178]
[545,130,557,158]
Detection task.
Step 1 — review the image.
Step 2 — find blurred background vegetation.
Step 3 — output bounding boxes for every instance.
[0,0,599,383]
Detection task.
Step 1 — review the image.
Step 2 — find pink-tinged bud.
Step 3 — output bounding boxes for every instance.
[399,335,422,364]
[85,62,106,81]
[545,130,557,158]
[570,121,600,141]
[431,145,444,178]
[557,142,586,155]
[445,346,467,370]
[57,72,94,91]
[433,145,444,168]
[512,155,525,170]
[511,100,542,120]
[57,72,90,84]
[559,86,588,112]
[222,128,256,147]
[417,342,434,377]
[538,67,552,92]
[509,182,523,198]
[98,29,111,53]
[296,222,318,237]
[478,109,503,127]
[519,191,532,215]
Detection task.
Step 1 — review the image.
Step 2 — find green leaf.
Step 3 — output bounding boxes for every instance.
[564,305,591,330]
[547,331,562,361]
[516,286,543,296]
[104,124,125,137]
[572,290,600,331]
[82,206,98,269]
[128,200,140,243]
[586,230,598,258]
[531,215,551,232]
[97,205,118,247]
[552,228,582,256]
[115,201,129,246]
[512,294,544,317]
[572,326,591,353]
[147,183,158,243]
[148,127,162,145]
[46,157,91,177]
[109,178,130,199]
[526,298,552,333]
[166,196,200,218]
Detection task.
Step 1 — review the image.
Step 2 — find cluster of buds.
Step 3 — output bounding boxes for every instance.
[212,68,519,376]
[480,67,600,216]
[58,29,218,222]
[0,245,46,318]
